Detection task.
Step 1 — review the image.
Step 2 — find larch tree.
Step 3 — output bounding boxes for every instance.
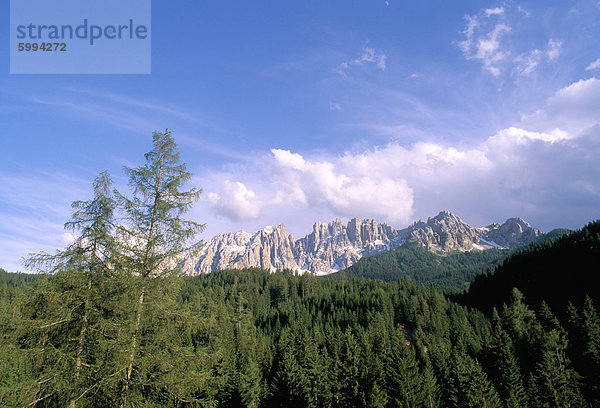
[114,129,205,407]
[21,170,122,407]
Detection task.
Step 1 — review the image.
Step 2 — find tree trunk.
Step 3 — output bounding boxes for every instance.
[68,278,91,408]
[120,288,145,408]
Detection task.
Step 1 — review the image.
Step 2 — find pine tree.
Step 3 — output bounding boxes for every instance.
[420,354,440,408]
[534,305,586,408]
[579,296,600,404]
[581,296,600,368]
[387,332,424,408]
[490,308,527,408]
[448,348,502,408]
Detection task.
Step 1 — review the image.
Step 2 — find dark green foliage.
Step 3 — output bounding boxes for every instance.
[0,268,39,288]
[458,220,600,314]
[489,309,528,408]
[447,349,502,408]
[1,132,598,407]
[2,262,599,407]
[337,243,508,290]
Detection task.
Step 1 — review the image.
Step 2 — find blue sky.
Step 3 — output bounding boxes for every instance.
[1,0,600,272]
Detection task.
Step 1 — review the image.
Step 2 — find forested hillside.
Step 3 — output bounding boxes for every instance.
[337,244,508,289]
[1,133,597,407]
[1,265,598,407]
[458,220,600,314]
[336,228,571,290]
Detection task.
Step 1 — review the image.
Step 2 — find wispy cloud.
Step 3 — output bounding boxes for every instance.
[458,12,511,76]
[485,7,504,17]
[514,40,562,76]
[0,170,91,272]
[546,39,563,62]
[19,88,248,161]
[459,6,562,77]
[586,58,600,71]
[335,46,387,76]
[329,101,343,111]
[64,88,215,127]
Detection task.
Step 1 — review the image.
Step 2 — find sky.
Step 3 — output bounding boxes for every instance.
[1,0,600,272]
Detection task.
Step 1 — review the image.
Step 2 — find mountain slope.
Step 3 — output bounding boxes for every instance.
[456,220,600,313]
[336,243,508,289]
[183,211,542,276]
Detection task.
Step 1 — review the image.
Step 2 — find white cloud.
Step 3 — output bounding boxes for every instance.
[0,171,92,272]
[206,180,261,221]
[60,232,77,246]
[196,77,600,235]
[485,7,504,16]
[514,39,562,75]
[270,149,414,224]
[459,6,561,77]
[586,58,600,71]
[514,49,543,75]
[546,39,562,62]
[329,101,343,111]
[520,77,600,135]
[377,54,387,71]
[459,11,511,76]
[335,46,387,76]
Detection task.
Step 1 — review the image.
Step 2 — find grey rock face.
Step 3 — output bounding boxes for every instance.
[480,217,541,249]
[406,211,483,252]
[183,211,542,276]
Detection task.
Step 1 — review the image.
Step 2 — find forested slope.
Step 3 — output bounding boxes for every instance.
[0,132,597,407]
[337,244,507,289]
[336,228,572,290]
[2,265,598,407]
[457,220,600,314]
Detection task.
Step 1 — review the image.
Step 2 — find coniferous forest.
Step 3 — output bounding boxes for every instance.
[1,132,599,407]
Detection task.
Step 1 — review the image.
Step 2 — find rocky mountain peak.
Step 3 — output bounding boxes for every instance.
[182,211,543,276]
[408,211,481,252]
[481,217,541,248]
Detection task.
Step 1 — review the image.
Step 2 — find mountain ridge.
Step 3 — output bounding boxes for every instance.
[182,211,542,276]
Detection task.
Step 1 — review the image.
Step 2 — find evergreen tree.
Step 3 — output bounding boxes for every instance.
[535,308,586,408]
[18,171,127,407]
[577,296,600,405]
[420,356,440,408]
[490,308,528,408]
[386,332,423,408]
[449,349,502,408]
[113,129,205,406]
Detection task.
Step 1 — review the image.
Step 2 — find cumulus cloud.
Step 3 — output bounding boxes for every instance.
[60,232,77,246]
[269,149,414,224]
[335,46,387,76]
[199,77,600,233]
[520,77,600,135]
[206,180,261,221]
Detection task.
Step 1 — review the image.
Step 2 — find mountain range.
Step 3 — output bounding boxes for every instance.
[182,211,542,276]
